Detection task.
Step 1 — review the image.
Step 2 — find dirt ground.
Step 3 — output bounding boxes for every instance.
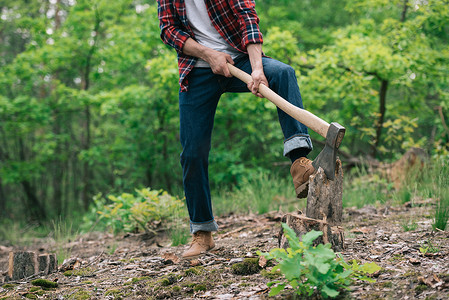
[1,202,448,299]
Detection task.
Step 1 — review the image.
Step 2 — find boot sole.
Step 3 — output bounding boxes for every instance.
[182,245,215,260]
[295,182,309,199]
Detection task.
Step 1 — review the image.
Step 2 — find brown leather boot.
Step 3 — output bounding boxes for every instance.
[290,157,315,198]
[182,231,215,259]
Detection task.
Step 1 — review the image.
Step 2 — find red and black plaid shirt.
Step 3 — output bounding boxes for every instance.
[157,0,263,92]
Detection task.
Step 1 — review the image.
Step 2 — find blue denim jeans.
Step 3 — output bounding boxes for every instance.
[179,56,313,233]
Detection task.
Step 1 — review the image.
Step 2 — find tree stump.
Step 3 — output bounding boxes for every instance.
[38,254,58,275]
[7,252,38,281]
[279,158,345,251]
[6,252,58,281]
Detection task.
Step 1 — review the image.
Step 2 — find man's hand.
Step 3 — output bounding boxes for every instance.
[248,68,268,98]
[182,38,234,77]
[204,49,234,78]
[246,43,267,98]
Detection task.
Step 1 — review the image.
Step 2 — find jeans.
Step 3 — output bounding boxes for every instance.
[179,56,313,234]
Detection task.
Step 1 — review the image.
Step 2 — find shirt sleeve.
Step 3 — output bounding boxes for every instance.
[157,0,191,54]
[229,0,263,48]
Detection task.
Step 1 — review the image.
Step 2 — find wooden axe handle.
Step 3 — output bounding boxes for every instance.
[227,63,329,138]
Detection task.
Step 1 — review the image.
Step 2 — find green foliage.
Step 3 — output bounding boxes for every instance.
[169,226,190,247]
[342,165,392,208]
[51,217,79,264]
[431,160,449,231]
[258,223,381,298]
[1,0,448,224]
[433,196,449,231]
[401,219,418,232]
[82,188,184,235]
[419,240,440,255]
[213,170,301,216]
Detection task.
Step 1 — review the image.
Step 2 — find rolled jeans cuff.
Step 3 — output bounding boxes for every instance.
[284,134,313,157]
[190,219,219,234]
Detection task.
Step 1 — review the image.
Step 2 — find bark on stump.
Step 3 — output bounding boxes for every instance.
[6,252,58,281]
[279,158,345,251]
[38,254,58,275]
[7,252,38,281]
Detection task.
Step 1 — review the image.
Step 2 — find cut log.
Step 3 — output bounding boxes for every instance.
[279,158,345,251]
[38,254,58,275]
[48,253,58,274]
[7,252,38,281]
[38,254,49,274]
[6,252,58,281]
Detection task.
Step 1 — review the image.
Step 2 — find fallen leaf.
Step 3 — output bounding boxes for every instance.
[258,256,267,268]
[162,252,180,264]
[350,227,371,234]
[409,257,421,265]
[189,259,200,266]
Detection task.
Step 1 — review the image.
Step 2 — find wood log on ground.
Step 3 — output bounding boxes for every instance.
[7,252,38,281]
[6,252,58,281]
[38,254,58,275]
[279,158,345,251]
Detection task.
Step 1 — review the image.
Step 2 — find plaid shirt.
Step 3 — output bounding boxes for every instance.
[157,0,263,92]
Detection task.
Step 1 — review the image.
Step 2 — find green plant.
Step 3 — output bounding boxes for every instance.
[51,217,79,264]
[169,226,190,246]
[419,240,440,255]
[401,219,418,232]
[433,196,449,231]
[428,159,449,231]
[342,166,390,208]
[83,188,184,235]
[213,170,301,216]
[258,223,381,298]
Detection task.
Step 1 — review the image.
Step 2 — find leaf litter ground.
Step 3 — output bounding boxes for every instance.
[1,202,448,299]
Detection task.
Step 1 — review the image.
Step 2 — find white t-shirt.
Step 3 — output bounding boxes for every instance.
[185,0,243,67]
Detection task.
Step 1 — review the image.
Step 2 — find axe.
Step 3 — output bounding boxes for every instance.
[227,63,345,180]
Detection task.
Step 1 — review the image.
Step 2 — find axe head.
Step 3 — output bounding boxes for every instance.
[312,122,345,180]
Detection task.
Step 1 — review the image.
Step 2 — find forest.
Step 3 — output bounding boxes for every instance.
[0,0,448,299]
[1,0,448,222]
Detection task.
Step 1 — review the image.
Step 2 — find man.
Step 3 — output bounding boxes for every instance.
[157,0,315,258]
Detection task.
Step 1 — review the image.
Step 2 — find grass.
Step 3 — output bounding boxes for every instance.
[342,165,391,208]
[430,159,449,231]
[170,226,190,246]
[401,218,418,232]
[433,196,449,231]
[50,217,79,263]
[0,220,40,246]
[343,157,449,232]
[2,156,447,250]
[213,170,304,217]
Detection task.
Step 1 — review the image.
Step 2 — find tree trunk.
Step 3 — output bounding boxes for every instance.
[19,138,46,221]
[81,6,101,210]
[52,110,63,216]
[82,104,92,211]
[0,178,5,217]
[373,79,389,157]
[401,0,409,22]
